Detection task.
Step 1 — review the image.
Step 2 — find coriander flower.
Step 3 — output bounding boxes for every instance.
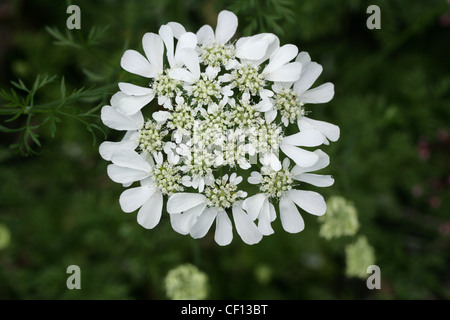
[100,10,339,245]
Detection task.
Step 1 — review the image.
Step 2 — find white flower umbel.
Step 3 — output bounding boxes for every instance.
[167,174,262,246]
[119,152,183,229]
[100,10,339,245]
[244,153,333,235]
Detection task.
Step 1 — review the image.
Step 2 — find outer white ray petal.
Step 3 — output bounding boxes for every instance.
[169,68,198,83]
[282,130,325,147]
[196,25,215,45]
[280,143,319,168]
[101,106,142,131]
[293,61,323,95]
[288,189,327,216]
[119,185,157,213]
[265,62,302,82]
[179,48,200,79]
[137,191,163,229]
[170,203,207,235]
[142,32,164,72]
[107,164,150,184]
[291,149,330,175]
[110,149,152,172]
[215,210,233,246]
[263,44,299,75]
[116,93,155,116]
[294,173,334,187]
[120,50,157,78]
[301,117,340,142]
[242,193,267,221]
[301,82,335,104]
[190,207,219,239]
[235,33,276,61]
[159,24,175,67]
[215,10,238,44]
[279,196,304,233]
[257,198,275,236]
[232,203,263,245]
[296,51,311,66]
[99,138,139,161]
[167,193,207,214]
[118,82,153,96]
[167,22,186,39]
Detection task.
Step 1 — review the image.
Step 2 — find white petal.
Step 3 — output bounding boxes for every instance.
[175,32,197,56]
[159,24,175,67]
[292,149,330,175]
[235,33,276,61]
[142,32,164,72]
[280,143,319,168]
[116,93,155,115]
[279,196,304,233]
[301,82,335,104]
[167,193,207,214]
[196,25,214,45]
[294,173,334,187]
[111,149,152,171]
[251,35,280,67]
[137,191,163,229]
[294,61,323,95]
[190,207,218,239]
[268,201,276,221]
[107,164,150,184]
[258,199,274,236]
[119,185,157,213]
[215,10,238,44]
[256,99,272,112]
[242,193,267,221]
[101,106,141,131]
[120,50,157,78]
[152,110,172,123]
[288,189,327,216]
[118,82,153,96]
[248,171,262,184]
[265,109,277,123]
[169,68,197,83]
[282,130,325,147]
[296,51,311,66]
[215,210,233,246]
[99,138,138,161]
[263,44,299,75]
[269,153,282,171]
[170,203,206,235]
[167,22,186,39]
[232,203,263,245]
[302,117,340,142]
[265,62,302,82]
[179,49,200,79]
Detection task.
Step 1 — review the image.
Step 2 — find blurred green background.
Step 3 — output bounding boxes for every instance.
[0,0,449,299]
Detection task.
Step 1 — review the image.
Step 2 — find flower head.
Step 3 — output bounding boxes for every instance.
[100,10,339,245]
[165,264,209,300]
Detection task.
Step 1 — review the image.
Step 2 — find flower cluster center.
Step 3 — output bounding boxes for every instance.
[274,89,305,125]
[151,162,184,195]
[260,169,294,198]
[200,42,235,68]
[138,120,167,153]
[190,76,222,106]
[153,72,180,98]
[204,178,243,209]
[231,64,265,95]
